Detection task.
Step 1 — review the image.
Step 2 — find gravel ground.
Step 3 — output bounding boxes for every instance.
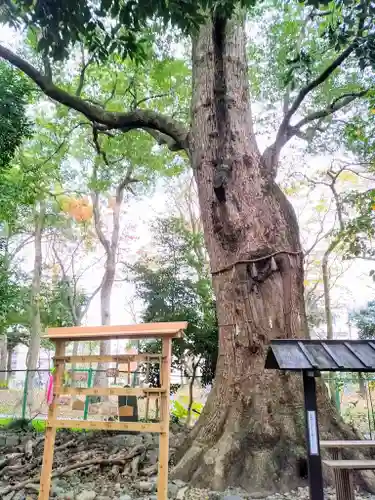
[3,480,375,500]
[2,429,375,500]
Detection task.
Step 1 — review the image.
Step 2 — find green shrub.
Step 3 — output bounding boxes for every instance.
[171,398,203,423]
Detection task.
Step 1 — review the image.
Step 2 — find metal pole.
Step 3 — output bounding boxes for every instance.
[22,370,29,420]
[83,368,93,421]
[303,371,324,500]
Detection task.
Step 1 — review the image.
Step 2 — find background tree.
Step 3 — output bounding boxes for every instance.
[0,60,32,386]
[0,260,28,386]
[0,61,31,172]
[130,216,218,385]
[351,301,375,340]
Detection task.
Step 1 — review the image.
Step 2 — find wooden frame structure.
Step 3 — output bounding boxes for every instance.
[38,321,187,500]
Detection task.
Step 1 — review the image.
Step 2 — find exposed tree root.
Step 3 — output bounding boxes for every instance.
[171,374,375,493]
[0,432,156,496]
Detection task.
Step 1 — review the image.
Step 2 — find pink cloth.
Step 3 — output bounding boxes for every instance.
[46,374,54,405]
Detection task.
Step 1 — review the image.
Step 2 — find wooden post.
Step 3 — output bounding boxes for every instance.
[145,355,150,420]
[335,469,354,500]
[157,337,172,500]
[303,371,324,500]
[38,340,65,500]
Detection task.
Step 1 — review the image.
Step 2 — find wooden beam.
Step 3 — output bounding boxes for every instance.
[323,460,375,469]
[44,321,187,341]
[47,419,164,433]
[54,354,163,363]
[39,340,65,500]
[320,440,375,448]
[55,387,165,397]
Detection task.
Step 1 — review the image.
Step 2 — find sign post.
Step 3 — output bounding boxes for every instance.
[303,371,324,500]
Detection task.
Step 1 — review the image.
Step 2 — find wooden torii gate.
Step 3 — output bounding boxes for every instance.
[38,321,187,500]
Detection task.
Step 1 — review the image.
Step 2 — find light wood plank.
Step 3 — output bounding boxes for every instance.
[54,354,163,363]
[323,460,375,469]
[44,322,187,341]
[55,387,165,397]
[39,340,65,500]
[320,440,375,448]
[48,419,164,433]
[158,337,172,500]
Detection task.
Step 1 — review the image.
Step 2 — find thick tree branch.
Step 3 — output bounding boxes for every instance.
[91,163,111,255]
[263,88,367,174]
[263,42,359,173]
[42,55,52,82]
[8,234,35,261]
[0,44,189,151]
[117,164,137,193]
[283,42,357,127]
[142,128,184,151]
[292,90,368,130]
[92,127,110,167]
[100,75,118,108]
[134,93,170,109]
[110,174,130,256]
[76,46,93,97]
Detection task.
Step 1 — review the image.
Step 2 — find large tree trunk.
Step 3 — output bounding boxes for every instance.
[26,203,44,407]
[172,16,366,493]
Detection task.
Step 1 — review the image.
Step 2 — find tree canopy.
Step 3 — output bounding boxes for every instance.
[0,0,372,174]
[0,61,31,170]
[1,0,259,62]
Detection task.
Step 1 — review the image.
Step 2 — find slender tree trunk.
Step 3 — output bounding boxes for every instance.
[322,245,337,406]
[172,16,364,492]
[92,182,124,388]
[358,372,366,398]
[26,203,44,406]
[94,264,115,388]
[70,339,82,400]
[0,332,7,387]
[71,341,80,368]
[6,346,12,385]
[322,249,334,340]
[186,359,200,427]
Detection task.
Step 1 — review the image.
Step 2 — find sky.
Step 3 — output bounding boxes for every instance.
[2,21,375,339]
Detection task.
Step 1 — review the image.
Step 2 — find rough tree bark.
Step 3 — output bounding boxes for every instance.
[171,16,371,492]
